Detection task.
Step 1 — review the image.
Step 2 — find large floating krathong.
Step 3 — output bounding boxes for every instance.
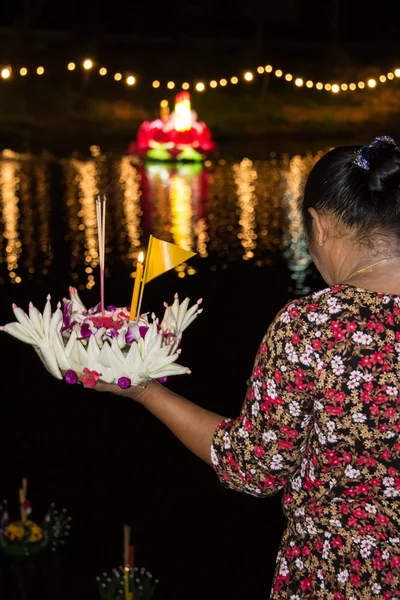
[1,191,200,388]
[129,92,217,162]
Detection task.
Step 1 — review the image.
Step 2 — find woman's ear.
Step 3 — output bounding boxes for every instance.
[308,208,328,248]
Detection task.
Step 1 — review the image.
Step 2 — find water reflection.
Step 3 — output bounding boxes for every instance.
[0,151,21,284]
[0,150,322,296]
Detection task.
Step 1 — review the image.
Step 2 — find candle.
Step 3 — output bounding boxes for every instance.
[19,488,25,522]
[129,545,135,569]
[129,252,144,321]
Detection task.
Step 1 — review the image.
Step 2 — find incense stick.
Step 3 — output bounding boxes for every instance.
[96,195,106,316]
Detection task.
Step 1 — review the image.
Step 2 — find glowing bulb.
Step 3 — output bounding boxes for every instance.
[160,100,168,108]
[316,82,323,90]
[126,75,136,86]
[349,83,356,91]
[167,81,175,89]
[19,67,27,76]
[367,78,376,88]
[306,80,314,88]
[219,78,227,86]
[67,62,76,71]
[285,73,293,81]
[265,65,273,73]
[230,76,238,84]
[114,72,122,81]
[244,72,253,81]
[387,72,394,80]
[152,80,160,88]
[83,59,93,70]
[331,84,340,93]
[324,83,332,91]
[275,69,283,78]
[257,66,264,74]
[36,66,44,75]
[379,75,387,83]
[395,69,400,77]
[182,82,190,90]
[1,67,11,79]
[340,83,348,91]
[210,80,218,88]
[99,67,107,76]
[294,78,303,87]
[358,81,365,89]
[195,82,205,92]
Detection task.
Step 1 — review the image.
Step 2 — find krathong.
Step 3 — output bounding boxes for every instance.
[0,287,202,387]
[129,92,217,162]
[0,479,71,558]
[1,189,200,390]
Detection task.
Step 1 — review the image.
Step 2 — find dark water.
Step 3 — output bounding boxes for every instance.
[0,148,324,599]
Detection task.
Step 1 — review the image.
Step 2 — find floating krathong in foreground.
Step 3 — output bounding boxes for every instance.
[1,194,200,390]
[0,288,202,388]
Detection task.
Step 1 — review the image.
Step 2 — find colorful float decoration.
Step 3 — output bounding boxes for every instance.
[97,525,159,600]
[129,92,217,162]
[0,480,71,558]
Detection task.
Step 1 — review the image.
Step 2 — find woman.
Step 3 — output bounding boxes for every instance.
[92,136,400,598]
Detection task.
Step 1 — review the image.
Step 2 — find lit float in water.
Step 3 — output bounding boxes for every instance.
[129,92,217,162]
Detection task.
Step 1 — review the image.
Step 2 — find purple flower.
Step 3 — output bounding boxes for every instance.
[125,327,138,345]
[118,377,131,389]
[157,377,168,383]
[139,326,149,339]
[64,370,79,385]
[106,305,117,313]
[79,323,92,339]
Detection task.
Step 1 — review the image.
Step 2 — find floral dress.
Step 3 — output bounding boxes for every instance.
[211,285,400,599]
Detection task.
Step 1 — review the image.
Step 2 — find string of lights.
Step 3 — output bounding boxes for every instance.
[1,59,400,94]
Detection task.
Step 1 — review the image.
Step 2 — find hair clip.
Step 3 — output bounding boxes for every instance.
[353,146,370,170]
[369,135,398,149]
[353,135,399,170]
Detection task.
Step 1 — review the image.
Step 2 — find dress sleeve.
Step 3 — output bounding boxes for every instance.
[211,301,314,497]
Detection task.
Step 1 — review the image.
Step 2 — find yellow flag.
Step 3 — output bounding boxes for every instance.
[143,235,196,283]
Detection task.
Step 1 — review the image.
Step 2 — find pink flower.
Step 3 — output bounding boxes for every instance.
[390,555,400,568]
[300,578,312,591]
[254,445,265,457]
[82,368,100,387]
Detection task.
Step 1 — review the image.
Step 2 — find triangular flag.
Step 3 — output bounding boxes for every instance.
[143,236,196,283]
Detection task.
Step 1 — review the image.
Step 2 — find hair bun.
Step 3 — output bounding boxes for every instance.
[367,142,400,194]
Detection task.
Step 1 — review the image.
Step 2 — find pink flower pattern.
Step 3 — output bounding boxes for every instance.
[212,285,400,597]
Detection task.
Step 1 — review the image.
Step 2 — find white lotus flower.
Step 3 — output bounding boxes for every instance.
[1,290,202,387]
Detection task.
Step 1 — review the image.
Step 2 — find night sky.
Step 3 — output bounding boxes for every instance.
[0,1,399,43]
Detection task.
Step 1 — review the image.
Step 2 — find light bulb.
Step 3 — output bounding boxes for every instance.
[83,59,93,70]
[68,62,76,71]
[152,80,160,88]
[195,82,205,92]
[295,78,303,87]
[126,75,136,86]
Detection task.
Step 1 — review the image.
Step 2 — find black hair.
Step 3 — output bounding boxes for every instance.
[300,139,400,243]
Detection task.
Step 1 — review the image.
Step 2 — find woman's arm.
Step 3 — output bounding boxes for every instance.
[92,381,225,466]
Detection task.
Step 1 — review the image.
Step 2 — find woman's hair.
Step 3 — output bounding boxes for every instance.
[300,137,400,243]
